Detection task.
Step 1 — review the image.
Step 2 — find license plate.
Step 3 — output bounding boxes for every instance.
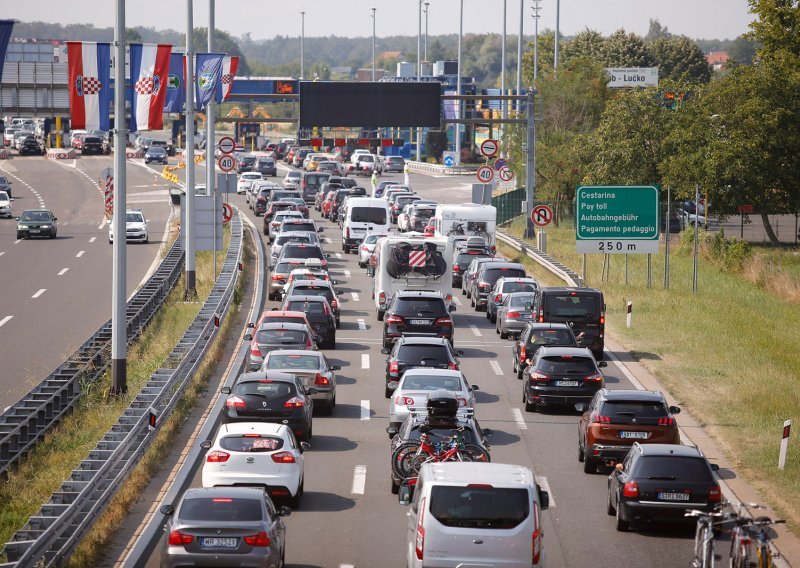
[201,537,238,548]
[554,380,579,387]
[520,314,532,319]
[658,492,690,501]
[29,229,41,233]
[620,431,649,439]
[409,319,432,325]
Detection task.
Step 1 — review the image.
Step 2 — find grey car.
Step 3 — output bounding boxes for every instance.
[159,486,289,568]
[495,292,538,339]
[247,321,316,371]
[486,276,540,323]
[269,231,317,267]
[262,349,340,414]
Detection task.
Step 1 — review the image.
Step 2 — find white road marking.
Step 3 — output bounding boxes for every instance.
[89,236,97,243]
[357,318,367,330]
[335,252,342,258]
[344,269,351,277]
[31,288,46,299]
[351,292,360,302]
[603,349,646,390]
[97,222,106,230]
[452,295,462,306]
[13,240,21,244]
[512,408,528,430]
[0,251,4,257]
[76,250,85,258]
[351,465,367,494]
[360,400,370,421]
[490,360,503,376]
[361,354,370,369]
[0,315,12,327]
[536,476,555,507]
[57,268,69,276]
[470,324,482,337]
[340,565,355,568]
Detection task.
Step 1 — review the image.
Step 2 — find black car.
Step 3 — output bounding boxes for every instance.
[382,291,455,348]
[144,146,168,164]
[301,172,331,204]
[470,262,526,311]
[237,154,257,173]
[282,280,340,326]
[512,322,578,380]
[17,135,44,156]
[282,295,336,349]
[16,209,57,239]
[315,182,343,211]
[452,249,491,288]
[607,443,721,532]
[253,188,273,216]
[381,337,462,398]
[328,189,352,222]
[81,135,104,155]
[523,346,607,411]
[537,287,606,361]
[255,157,277,177]
[221,371,315,441]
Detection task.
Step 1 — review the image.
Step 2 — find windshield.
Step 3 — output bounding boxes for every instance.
[527,329,576,347]
[255,329,308,344]
[282,245,324,260]
[0,192,8,201]
[544,294,599,318]
[276,235,311,245]
[180,497,262,522]
[601,400,669,419]
[220,435,284,453]
[396,345,451,364]
[503,281,536,293]
[286,300,327,314]
[235,379,298,398]
[393,298,447,317]
[635,456,712,481]
[430,486,529,529]
[126,213,144,223]
[290,286,333,301]
[509,294,536,307]
[351,207,387,224]
[287,171,301,179]
[266,353,321,370]
[538,356,597,374]
[20,211,51,222]
[400,374,463,391]
[364,234,380,245]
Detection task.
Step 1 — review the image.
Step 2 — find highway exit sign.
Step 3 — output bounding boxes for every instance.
[575,185,659,254]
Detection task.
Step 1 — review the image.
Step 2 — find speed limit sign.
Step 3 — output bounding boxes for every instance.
[218,154,236,173]
[476,165,494,183]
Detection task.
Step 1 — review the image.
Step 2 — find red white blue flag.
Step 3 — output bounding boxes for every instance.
[129,43,172,131]
[215,55,239,103]
[67,42,111,130]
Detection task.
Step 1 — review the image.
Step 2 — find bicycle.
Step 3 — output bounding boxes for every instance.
[727,502,785,568]
[686,507,729,568]
[391,426,490,480]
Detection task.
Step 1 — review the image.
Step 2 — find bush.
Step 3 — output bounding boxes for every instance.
[680,226,752,273]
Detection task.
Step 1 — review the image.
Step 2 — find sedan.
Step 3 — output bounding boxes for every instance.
[358,233,383,268]
[144,146,168,164]
[269,232,316,267]
[201,422,309,508]
[388,369,478,429]
[237,172,262,195]
[247,322,316,371]
[262,349,340,413]
[382,337,463,398]
[160,486,289,568]
[523,346,607,412]
[0,190,12,218]
[16,209,57,239]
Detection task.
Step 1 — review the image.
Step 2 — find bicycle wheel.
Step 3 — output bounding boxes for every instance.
[693,523,713,568]
[756,545,771,568]
[391,442,425,479]
[730,541,751,568]
[458,444,491,463]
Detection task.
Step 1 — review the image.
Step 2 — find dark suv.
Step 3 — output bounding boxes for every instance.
[282,295,337,349]
[237,154,256,173]
[382,291,455,348]
[254,157,277,177]
[470,262,526,311]
[537,287,606,360]
[511,322,578,380]
[452,249,491,288]
[523,346,607,412]
[81,135,104,155]
[301,172,331,204]
[381,337,462,398]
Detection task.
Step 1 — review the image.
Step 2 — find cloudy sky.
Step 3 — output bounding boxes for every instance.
[7,0,752,41]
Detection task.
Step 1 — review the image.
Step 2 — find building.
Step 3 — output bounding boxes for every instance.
[706,51,730,72]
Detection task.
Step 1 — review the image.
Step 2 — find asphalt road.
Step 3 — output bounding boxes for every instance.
[142,160,697,568]
[0,154,173,411]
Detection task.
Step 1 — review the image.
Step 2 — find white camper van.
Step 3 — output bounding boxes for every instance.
[372,234,453,320]
[433,203,497,251]
[341,197,391,253]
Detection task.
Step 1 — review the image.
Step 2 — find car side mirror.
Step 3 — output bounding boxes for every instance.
[160,504,174,516]
[246,322,255,328]
[710,463,720,472]
[221,386,231,394]
[537,485,550,511]
[471,385,479,391]
[299,442,311,453]
[669,406,681,414]
[448,305,456,313]
[574,403,587,413]
[482,428,494,436]
[381,347,390,355]
[53,217,57,221]
[200,440,212,450]
[597,361,608,368]
[317,227,323,232]
[278,506,292,517]
[331,365,341,371]
[244,333,253,341]
[386,425,399,437]
[325,254,331,258]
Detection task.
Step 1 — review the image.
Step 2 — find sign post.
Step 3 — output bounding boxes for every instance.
[532,204,552,254]
[217,135,235,155]
[575,186,660,254]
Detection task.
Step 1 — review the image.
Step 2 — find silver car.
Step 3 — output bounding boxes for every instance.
[262,350,340,414]
[268,210,305,241]
[159,486,289,568]
[486,276,540,324]
[388,369,478,429]
[495,292,538,339]
[269,231,317,267]
[358,233,383,268]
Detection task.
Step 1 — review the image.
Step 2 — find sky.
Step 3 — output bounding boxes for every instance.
[6,0,753,41]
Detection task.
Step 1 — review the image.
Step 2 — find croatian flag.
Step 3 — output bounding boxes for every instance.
[129,43,172,132]
[194,52,225,111]
[162,52,184,113]
[67,42,111,130]
[215,55,239,103]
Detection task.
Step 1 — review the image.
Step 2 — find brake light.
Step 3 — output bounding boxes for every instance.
[168,530,194,546]
[491,245,497,254]
[345,227,350,238]
[415,497,426,559]
[447,362,459,370]
[495,293,503,303]
[529,372,549,382]
[453,265,460,272]
[323,303,331,315]
[306,336,313,349]
[361,245,369,252]
[206,450,230,463]
[584,372,604,382]
[386,315,405,325]
[479,282,490,289]
[538,308,544,323]
[622,481,639,498]
[244,532,271,547]
[271,451,297,464]
[434,317,452,326]
[600,308,605,325]
[507,311,521,319]
[395,396,415,406]
[284,397,305,408]
[519,345,526,360]
[532,501,542,564]
[658,417,675,426]
[271,274,284,281]
[709,485,721,502]
[379,292,387,306]
[330,298,338,309]
[593,415,611,424]
[388,360,399,374]
[314,373,330,385]
[226,395,246,409]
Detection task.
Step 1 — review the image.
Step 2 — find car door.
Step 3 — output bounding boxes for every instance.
[579,393,598,447]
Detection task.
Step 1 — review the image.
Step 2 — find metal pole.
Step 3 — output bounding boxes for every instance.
[516,0,523,112]
[692,184,699,293]
[533,0,539,82]
[424,2,429,61]
[111,0,127,395]
[300,11,305,80]
[554,0,560,72]
[664,185,671,290]
[455,0,463,163]
[647,254,652,288]
[371,7,376,82]
[207,0,216,277]
[416,0,422,162]
[185,0,196,296]
[582,253,587,284]
[501,0,507,121]
[525,89,535,238]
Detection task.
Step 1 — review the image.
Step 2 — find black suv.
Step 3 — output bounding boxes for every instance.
[536,287,606,360]
[512,322,578,379]
[470,262,526,311]
[81,135,104,155]
[17,135,44,156]
[382,291,456,348]
[523,346,607,412]
[452,249,491,288]
[254,157,277,177]
[237,154,256,173]
[282,295,337,349]
[381,337,462,398]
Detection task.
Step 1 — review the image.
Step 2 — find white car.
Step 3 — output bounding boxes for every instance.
[358,233,383,268]
[268,210,305,241]
[283,170,301,189]
[238,172,262,195]
[388,369,479,428]
[0,190,12,218]
[108,209,149,244]
[282,265,333,295]
[201,422,308,508]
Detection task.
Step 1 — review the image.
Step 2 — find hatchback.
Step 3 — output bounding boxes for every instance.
[281,295,337,349]
[486,276,539,323]
[268,260,307,301]
[262,349,340,413]
[269,232,317,267]
[523,346,607,411]
[247,322,316,371]
[382,291,455,348]
[282,280,340,326]
[268,211,305,241]
[495,292,538,339]
[389,369,478,429]
[283,170,301,188]
[452,249,491,288]
[358,233,382,268]
[511,322,578,380]
[382,337,463,398]
[276,244,329,268]
[470,262,527,312]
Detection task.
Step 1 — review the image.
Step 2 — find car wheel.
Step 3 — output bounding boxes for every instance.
[391,478,400,495]
[578,438,585,462]
[326,337,336,350]
[461,287,466,296]
[512,359,517,373]
[377,309,384,321]
[615,500,630,532]
[288,478,304,509]
[583,448,597,473]
[491,312,497,323]
[143,237,148,244]
[50,232,56,239]
[17,233,23,240]
[470,296,475,307]
[485,310,491,320]
[385,386,393,399]
[524,393,536,413]
[517,367,524,381]
[607,488,616,515]
[335,319,341,329]
[500,329,509,339]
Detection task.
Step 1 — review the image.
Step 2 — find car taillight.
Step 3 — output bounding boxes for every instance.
[538,308,545,323]
[225,395,246,409]
[386,315,405,325]
[271,275,284,281]
[434,317,451,326]
[507,311,521,319]
[378,292,387,306]
[321,258,327,267]
[622,481,639,498]
[361,245,369,252]
[495,293,503,303]
[415,497,426,560]
[345,228,350,238]
[519,344,527,360]
[709,485,721,502]
[168,530,194,546]
[529,372,549,382]
[532,501,541,564]
[593,415,611,424]
[657,417,675,426]
[479,282,490,289]
[600,309,605,325]
[447,362,459,370]
[206,450,230,463]
[453,265,460,272]
[306,336,313,349]
[314,373,330,385]
[395,396,415,406]
[330,298,338,309]
[284,397,305,408]
[323,303,331,315]
[491,245,497,254]
[584,372,604,382]
[388,361,399,374]
[271,451,297,464]
[244,531,271,547]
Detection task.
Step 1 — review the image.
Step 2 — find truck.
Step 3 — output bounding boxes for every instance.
[432,203,497,252]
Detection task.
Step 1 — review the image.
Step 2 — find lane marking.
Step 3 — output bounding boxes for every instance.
[0,251,4,257]
[57,268,69,276]
[31,288,46,299]
[340,565,355,568]
[351,465,367,494]
[512,408,528,430]
[89,236,97,243]
[490,360,503,376]
[536,476,556,507]
[360,400,371,421]
[357,318,367,331]
[76,250,85,258]
[344,269,351,277]
[13,239,21,245]
[452,296,462,306]
[0,315,12,327]
[470,324,482,337]
[361,354,370,369]
[603,349,646,390]
[351,292,360,302]
[97,222,106,230]
[335,252,342,258]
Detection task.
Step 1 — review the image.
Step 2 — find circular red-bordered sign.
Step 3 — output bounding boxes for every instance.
[218,154,236,173]
[222,202,233,224]
[480,139,499,158]
[531,204,553,227]
[476,165,495,183]
[217,136,235,155]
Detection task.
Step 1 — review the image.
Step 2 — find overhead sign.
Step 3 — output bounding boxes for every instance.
[217,136,235,155]
[494,157,507,170]
[605,67,658,88]
[476,165,494,183]
[531,204,553,227]
[498,167,513,182]
[480,139,499,158]
[218,154,236,173]
[576,185,660,254]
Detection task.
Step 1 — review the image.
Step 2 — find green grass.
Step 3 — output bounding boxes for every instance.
[505,218,800,531]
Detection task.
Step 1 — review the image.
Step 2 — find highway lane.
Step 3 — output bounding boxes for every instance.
[141,163,697,567]
[0,155,173,410]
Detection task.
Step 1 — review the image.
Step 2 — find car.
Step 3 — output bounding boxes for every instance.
[607,443,721,532]
[246,322,317,371]
[269,231,316,266]
[268,260,307,301]
[461,256,500,298]
[382,291,456,348]
[252,187,273,216]
[390,194,422,224]
[149,138,175,156]
[80,135,105,155]
[511,322,578,380]
[16,134,44,155]
[494,291,538,339]
[576,389,681,473]
[0,191,13,218]
[280,261,331,293]
[266,189,303,211]
[357,233,382,268]
[388,369,478,429]
[327,189,353,222]
[283,170,301,188]
[408,204,437,232]
[222,371,316,441]
[315,182,342,211]
[3,127,18,147]
[16,209,57,239]
[382,337,462,398]
[237,154,257,173]
[201,422,309,507]
[470,262,527,312]
[159,486,290,568]
[109,209,149,244]
[276,243,329,269]
[536,287,606,361]
[262,349,340,412]
[383,155,405,173]
[238,171,262,194]
[268,210,305,240]
[278,218,317,237]
[280,295,337,349]
[245,310,313,341]
[264,200,300,225]
[249,181,280,209]
[279,197,310,218]
[144,145,168,164]
[255,157,277,177]
[486,276,539,323]
[281,279,340,326]
[452,248,491,288]
[0,175,12,198]
[522,346,607,412]
[316,160,342,175]
[292,149,313,169]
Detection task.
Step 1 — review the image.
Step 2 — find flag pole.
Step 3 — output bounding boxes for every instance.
[207,0,217,277]
[185,0,196,297]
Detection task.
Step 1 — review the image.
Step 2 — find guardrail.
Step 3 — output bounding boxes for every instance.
[496,230,583,287]
[0,213,244,568]
[0,240,184,476]
[406,160,479,176]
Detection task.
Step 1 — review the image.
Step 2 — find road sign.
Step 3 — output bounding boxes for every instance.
[575,185,660,254]
[498,167,513,182]
[443,151,457,167]
[222,203,233,224]
[217,172,237,194]
[480,139,499,158]
[476,165,494,183]
[218,154,236,173]
[217,136,235,155]
[494,157,507,170]
[531,204,553,227]
[737,204,753,214]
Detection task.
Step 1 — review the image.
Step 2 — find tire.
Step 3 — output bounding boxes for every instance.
[377,309,385,321]
[517,366,524,380]
[16,233,22,240]
[607,488,616,515]
[524,393,536,413]
[578,440,585,462]
[616,500,630,532]
[335,319,341,329]
[470,296,475,307]
[460,444,490,463]
[392,441,424,480]
[288,478,304,509]
[583,447,597,473]
[461,287,466,296]
[485,310,491,320]
[391,478,401,495]
[490,312,497,324]
[512,359,517,373]
[500,328,508,339]
[385,386,393,399]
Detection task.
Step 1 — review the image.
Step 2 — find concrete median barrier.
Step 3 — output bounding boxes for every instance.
[46,148,77,159]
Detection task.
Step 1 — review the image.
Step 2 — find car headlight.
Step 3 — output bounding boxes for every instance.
[41,225,51,229]
[18,224,29,229]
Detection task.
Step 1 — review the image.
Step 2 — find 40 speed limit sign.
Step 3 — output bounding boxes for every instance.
[476,165,494,183]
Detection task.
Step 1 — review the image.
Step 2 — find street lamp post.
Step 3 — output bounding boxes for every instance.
[554,0,560,72]
[424,2,430,61]
[300,11,305,80]
[532,0,540,82]
[516,0,523,112]
[207,0,216,276]
[416,0,422,161]
[371,7,376,82]
[501,0,507,121]
[455,0,463,163]
[185,0,196,297]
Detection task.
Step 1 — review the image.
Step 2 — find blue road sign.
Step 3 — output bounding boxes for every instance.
[494,157,507,170]
[443,155,455,167]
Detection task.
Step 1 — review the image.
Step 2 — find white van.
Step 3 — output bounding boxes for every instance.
[433,203,497,251]
[341,197,391,253]
[372,234,453,320]
[401,462,549,568]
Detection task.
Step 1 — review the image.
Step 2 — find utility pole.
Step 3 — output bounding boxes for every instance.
[501,0,507,121]
[532,0,540,82]
[416,0,422,162]
[424,2,430,61]
[455,0,463,163]
[111,0,127,394]
[554,0,560,72]
[371,7,376,82]
[300,11,305,79]
[185,0,196,297]
[207,0,217,276]
[516,0,523,112]
[525,89,536,238]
